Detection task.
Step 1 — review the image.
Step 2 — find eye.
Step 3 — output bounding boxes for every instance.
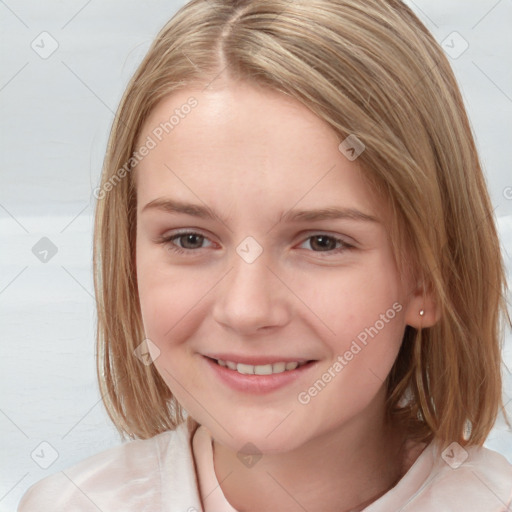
[156,231,354,257]
[157,231,213,255]
[298,234,354,255]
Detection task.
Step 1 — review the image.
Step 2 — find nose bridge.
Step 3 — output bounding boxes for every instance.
[212,241,289,332]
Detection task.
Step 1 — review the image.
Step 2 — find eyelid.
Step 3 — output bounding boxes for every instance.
[297,232,356,253]
[158,228,357,244]
[157,228,215,249]
[300,230,358,246]
[157,229,357,256]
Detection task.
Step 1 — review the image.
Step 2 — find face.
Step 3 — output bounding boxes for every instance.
[134,80,419,454]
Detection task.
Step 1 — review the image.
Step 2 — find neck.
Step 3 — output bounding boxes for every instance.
[212,391,409,512]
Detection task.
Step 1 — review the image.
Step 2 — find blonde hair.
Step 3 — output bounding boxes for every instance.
[93,0,511,446]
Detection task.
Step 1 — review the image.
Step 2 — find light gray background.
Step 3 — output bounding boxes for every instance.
[1,1,511,511]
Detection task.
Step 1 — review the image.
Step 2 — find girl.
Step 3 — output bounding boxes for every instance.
[18,0,512,510]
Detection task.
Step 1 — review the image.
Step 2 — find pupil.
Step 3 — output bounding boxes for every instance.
[185,234,202,248]
[313,235,334,251]
[179,235,336,251]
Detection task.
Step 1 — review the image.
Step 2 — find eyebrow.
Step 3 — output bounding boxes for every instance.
[141,197,379,224]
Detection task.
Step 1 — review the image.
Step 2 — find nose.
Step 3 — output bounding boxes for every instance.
[212,250,290,335]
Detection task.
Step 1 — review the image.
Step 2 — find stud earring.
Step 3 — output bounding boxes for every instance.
[419,309,425,316]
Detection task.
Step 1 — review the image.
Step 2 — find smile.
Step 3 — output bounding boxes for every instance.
[203,355,317,394]
[215,359,309,375]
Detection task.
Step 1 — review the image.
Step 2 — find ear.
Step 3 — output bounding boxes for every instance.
[403,280,441,329]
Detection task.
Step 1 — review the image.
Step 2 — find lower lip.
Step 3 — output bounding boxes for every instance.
[203,356,317,394]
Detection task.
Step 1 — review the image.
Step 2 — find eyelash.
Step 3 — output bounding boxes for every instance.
[156,230,355,257]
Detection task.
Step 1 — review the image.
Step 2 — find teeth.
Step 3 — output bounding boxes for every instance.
[237,363,255,375]
[225,360,237,370]
[216,359,307,375]
[272,362,286,373]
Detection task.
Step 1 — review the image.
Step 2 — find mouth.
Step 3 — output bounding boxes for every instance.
[206,356,313,375]
[203,355,318,394]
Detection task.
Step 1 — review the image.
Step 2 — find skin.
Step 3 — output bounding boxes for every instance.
[134,79,439,512]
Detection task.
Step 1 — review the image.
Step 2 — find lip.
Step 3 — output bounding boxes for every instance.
[203,355,317,395]
[203,353,312,366]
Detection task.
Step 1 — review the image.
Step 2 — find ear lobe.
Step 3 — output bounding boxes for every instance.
[404,285,441,329]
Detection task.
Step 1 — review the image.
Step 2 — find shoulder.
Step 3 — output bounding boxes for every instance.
[17,422,200,512]
[410,442,512,511]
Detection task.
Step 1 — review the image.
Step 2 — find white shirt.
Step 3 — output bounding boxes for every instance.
[17,421,512,511]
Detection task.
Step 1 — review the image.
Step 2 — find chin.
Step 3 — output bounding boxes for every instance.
[206,410,312,455]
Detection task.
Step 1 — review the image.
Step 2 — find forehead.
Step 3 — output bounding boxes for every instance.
[134,82,387,224]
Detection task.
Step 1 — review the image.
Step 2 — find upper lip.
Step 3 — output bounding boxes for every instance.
[203,354,315,366]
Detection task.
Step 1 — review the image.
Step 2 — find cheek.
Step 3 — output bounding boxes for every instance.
[137,264,204,343]
[135,241,219,364]
[293,279,406,434]
[303,253,406,389]
[135,257,210,399]
[300,259,404,348]
[136,240,182,340]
